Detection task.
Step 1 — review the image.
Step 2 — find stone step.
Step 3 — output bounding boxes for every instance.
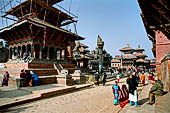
[61,64,75,68]
[25,69,58,76]
[28,63,54,69]
[38,75,57,85]
[32,86,76,98]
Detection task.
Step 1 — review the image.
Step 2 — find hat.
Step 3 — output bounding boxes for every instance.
[30,71,34,74]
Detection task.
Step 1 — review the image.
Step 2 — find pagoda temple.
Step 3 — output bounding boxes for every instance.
[73,41,92,68]
[0,0,83,62]
[0,0,84,86]
[119,44,136,69]
[134,45,149,68]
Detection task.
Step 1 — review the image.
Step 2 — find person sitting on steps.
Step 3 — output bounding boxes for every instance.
[148,76,164,105]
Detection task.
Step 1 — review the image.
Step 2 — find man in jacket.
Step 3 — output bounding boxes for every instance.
[148,77,164,104]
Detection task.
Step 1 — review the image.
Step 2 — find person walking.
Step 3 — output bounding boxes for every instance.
[119,84,129,108]
[112,81,120,105]
[141,71,145,85]
[95,70,100,86]
[127,75,138,107]
[102,73,107,86]
[116,73,120,83]
[135,72,140,86]
[1,71,10,86]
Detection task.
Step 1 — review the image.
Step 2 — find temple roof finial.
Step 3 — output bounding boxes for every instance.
[138,45,140,48]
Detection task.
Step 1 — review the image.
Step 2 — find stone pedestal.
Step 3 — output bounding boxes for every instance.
[57,69,73,86]
[56,75,73,86]
[72,70,86,84]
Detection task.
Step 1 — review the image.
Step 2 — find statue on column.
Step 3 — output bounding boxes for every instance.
[97,35,104,75]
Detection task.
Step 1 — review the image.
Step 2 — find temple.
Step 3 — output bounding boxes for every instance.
[111,44,149,70]
[134,45,149,68]
[0,0,84,86]
[73,41,92,68]
[119,44,136,69]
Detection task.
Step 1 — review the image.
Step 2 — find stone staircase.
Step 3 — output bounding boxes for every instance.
[29,63,58,85]
[60,63,76,74]
[0,60,82,87]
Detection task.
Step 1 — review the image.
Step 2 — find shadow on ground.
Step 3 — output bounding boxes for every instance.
[138,98,148,105]
[0,89,30,98]
[1,106,33,113]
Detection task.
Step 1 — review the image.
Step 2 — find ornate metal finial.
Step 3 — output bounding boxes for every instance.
[127,44,129,47]
[97,35,102,42]
[138,45,140,48]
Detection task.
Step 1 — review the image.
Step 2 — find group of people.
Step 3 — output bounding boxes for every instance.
[112,71,164,108]
[1,70,39,87]
[95,71,107,86]
[20,69,39,86]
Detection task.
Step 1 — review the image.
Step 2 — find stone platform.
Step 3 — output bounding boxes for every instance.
[0,83,93,110]
[0,60,77,87]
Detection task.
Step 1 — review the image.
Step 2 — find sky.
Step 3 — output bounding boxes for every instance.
[61,0,154,59]
[0,0,154,59]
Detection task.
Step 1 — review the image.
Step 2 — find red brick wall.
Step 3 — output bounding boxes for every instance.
[155,30,170,63]
[28,64,54,69]
[0,68,22,77]
[156,63,161,79]
[5,63,28,69]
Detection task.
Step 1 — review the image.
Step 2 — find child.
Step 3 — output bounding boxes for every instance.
[112,81,120,105]
[116,74,120,83]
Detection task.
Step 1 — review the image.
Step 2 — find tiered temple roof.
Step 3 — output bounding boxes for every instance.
[134,52,147,58]
[119,44,135,54]
[0,0,84,44]
[0,0,84,62]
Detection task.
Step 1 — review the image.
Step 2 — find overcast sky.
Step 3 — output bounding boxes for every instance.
[0,0,154,59]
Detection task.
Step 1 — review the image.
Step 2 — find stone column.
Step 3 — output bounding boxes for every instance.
[97,35,104,75]
[40,46,42,59]
[47,47,49,60]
